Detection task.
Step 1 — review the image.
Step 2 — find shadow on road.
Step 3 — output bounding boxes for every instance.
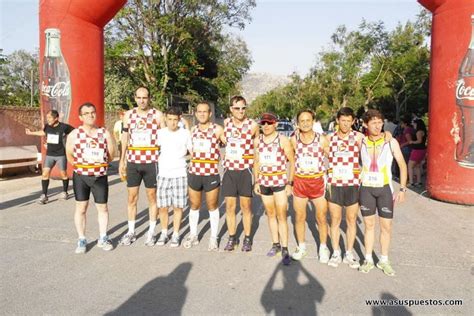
[105,262,192,315]
[261,260,325,315]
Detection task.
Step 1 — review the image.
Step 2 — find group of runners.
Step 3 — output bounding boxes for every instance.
[28,86,408,277]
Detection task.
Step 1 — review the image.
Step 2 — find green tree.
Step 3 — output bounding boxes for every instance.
[0,49,39,106]
[105,0,255,110]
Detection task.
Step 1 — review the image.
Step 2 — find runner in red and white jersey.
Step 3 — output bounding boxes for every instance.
[290,109,330,263]
[221,96,259,252]
[184,101,224,251]
[118,87,164,247]
[65,102,115,254]
[325,107,364,269]
[253,113,294,265]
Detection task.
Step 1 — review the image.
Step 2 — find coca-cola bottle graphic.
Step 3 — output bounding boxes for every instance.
[455,15,474,168]
[41,28,71,123]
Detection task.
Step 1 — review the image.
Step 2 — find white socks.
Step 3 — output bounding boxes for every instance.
[209,209,220,238]
[299,242,306,250]
[148,221,157,235]
[128,220,135,234]
[189,209,200,236]
[333,249,341,257]
[365,253,374,263]
[380,255,389,263]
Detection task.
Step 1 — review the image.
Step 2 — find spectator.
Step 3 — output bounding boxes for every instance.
[408,119,427,187]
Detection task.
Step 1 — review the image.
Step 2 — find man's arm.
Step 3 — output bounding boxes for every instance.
[391,139,407,203]
[281,135,295,196]
[104,129,116,162]
[25,128,46,137]
[217,124,227,145]
[120,111,131,163]
[253,137,261,195]
[65,129,77,165]
[319,134,329,157]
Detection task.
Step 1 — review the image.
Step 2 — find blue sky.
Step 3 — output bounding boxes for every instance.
[1,0,424,76]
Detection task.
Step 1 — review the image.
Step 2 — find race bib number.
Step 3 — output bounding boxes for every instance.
[260,149,277,166]
[47,134,59,144]
[333,165,353,180]
[193,138,211,153]
[131,130,152,147]
[226,144,244,160]
[84,148,105,163]
[362,171,384,187]
[298,156,318,172]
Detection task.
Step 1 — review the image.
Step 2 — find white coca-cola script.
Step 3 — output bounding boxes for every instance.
[41,81,71,98]
[456,79,474,101]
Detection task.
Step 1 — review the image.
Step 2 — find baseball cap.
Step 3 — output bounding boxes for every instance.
[259,112,277,124]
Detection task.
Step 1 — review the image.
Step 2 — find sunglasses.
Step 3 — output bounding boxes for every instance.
[232,107,246,111]
[260,121,275,126]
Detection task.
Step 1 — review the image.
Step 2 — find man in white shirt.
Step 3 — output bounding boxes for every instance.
[155,107,192,247]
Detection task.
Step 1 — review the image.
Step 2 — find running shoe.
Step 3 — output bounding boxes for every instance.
[60,192,68,200]
[75,238,87,254]
[319,246,330,264]
[291,246,308,261]
[281,249,291,266]
[377,261,396,276]
[97,236,113,251]
[144,233,156,247]
[328,254,342,268]
[266,244,282,257]
[241,237,252,252]
[208,237,218,251]
[119,232,136,246]
[223,237,238,251]
[169,234,180,248]
[183,235,199,249]
[156,233,169,246]
[343,252,361,269]
[37,194,48,205]
[359,261,375,273]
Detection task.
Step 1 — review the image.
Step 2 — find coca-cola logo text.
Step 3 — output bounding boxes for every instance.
[456,79,474,101]
[41,81,71,98]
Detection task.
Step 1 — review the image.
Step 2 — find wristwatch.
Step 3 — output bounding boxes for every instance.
[400,187,407,192]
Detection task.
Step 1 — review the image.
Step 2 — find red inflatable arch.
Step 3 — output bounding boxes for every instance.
[39,0,126,178]
[419,0,474,205]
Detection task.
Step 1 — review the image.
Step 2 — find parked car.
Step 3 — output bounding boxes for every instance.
[276,120,294,138]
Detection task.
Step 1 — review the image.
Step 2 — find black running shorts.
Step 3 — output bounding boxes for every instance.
[188,173,220,192]
[73,172,108,204]
[326,185,359,207]
[259,185,286,196]
[126,162,158,188]
[222,168,253,198]
[359,185,394,219]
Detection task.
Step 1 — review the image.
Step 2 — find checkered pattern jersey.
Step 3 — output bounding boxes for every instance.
[327,130,360,186]
[257,134,288,187]
[295,132,325,177]
[73,127,108,177]
[223,118,255,170]
[126,108,161,164]
[189,123,220,176]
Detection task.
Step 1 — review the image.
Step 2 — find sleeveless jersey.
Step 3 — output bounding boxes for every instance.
[73,127,108,177]
[360,136,394,191]
[189,123,220,176]
[223,118,254,170]
[127,108,161,164]
[327,130,360,186]
[257,134,288,187]
[295,132,325,178]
